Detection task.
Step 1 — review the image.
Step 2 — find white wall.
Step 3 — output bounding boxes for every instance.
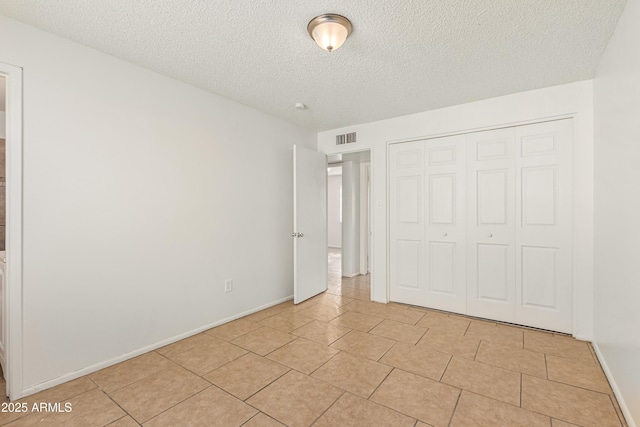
[341,161,360,277]
[0,16,316,395]
[318,80,594,340]
[327,174,342,248]
[594,0,640,424]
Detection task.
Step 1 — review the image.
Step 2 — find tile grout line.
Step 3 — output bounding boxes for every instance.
[307,390,346,426]
[463,321,472,336]
[239,411,281,427]
[139,385,214,426]
[472,339,481,360]
[374,337,399,363]
[438,355,454,382]
[366,367,396,401]
[154,350,218,385]
[543,353,549,380]
[360,375,426,425]
[446,389,463,427]
[307,350,343,377]
[237,364,291,403]
[97,362,180,396]
[205,323,262,343]
[104,414,140,427]
[98,387,146,426]
[520,373,523,408]
[238,412,261,426]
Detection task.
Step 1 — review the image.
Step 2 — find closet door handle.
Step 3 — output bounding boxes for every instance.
[488,233,493,238]
[442,233,448,237]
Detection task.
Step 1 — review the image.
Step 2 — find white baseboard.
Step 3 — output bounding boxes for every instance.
[592,341,637,427]
[328,245,342,249]
[19,295,294,399]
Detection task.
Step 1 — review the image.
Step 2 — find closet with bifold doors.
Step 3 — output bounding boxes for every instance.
[389,119,573,333]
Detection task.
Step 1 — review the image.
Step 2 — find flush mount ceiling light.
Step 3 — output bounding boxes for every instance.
[307,14,352,52]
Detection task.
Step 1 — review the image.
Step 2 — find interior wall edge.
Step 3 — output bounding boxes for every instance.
[591,341,637,427]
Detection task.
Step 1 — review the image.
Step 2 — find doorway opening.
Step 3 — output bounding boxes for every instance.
[327,150,371,300]
[0,61,24,401]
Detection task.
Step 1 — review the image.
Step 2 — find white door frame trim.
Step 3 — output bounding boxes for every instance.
[359,162,370,275]
[327,148,375,296]
[0,62,24,400]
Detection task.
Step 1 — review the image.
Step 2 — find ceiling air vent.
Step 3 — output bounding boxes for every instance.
[336,132,357,145]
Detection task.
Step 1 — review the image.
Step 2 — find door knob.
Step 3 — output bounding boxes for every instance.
[442,233,448,237]
[488,233,493,238]
[298,233,304,238]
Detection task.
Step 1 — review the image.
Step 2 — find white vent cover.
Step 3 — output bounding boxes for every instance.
[336,132,357,145]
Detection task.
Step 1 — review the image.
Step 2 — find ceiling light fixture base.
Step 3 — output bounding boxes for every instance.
[307,14,352,53]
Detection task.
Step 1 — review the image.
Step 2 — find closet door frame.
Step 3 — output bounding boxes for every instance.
[387,116,575,334]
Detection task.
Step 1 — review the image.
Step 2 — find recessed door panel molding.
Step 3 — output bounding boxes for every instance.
[477,244,509,302]
[521,246,558,309]
[521,133,557,157]
[396,150,422,169]
[397,176,421,223]
[477,138,509,161]
[429,242,456,294]
[430,174,455,225]
[429,146,456,165]
[522,166,557,226]
[477,169,508,225]
[389,119,573,333]
[397,240,421,289]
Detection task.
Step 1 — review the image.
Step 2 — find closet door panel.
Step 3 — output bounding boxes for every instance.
[424,135,467,313]
[389,141,425,304]
[467,128,516,323]
[515,120,573,333]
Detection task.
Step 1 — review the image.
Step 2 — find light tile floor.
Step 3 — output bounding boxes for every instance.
[0,250,628,426]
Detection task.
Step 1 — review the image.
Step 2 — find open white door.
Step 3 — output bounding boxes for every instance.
[293,145,328,304]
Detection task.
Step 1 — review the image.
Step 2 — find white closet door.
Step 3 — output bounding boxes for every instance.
[389,141,425,304]
[424,135,467,313]
[515,120,573,333]
[467,128,517,323]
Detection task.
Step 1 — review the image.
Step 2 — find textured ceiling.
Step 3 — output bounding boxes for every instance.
[0,1,626,131]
